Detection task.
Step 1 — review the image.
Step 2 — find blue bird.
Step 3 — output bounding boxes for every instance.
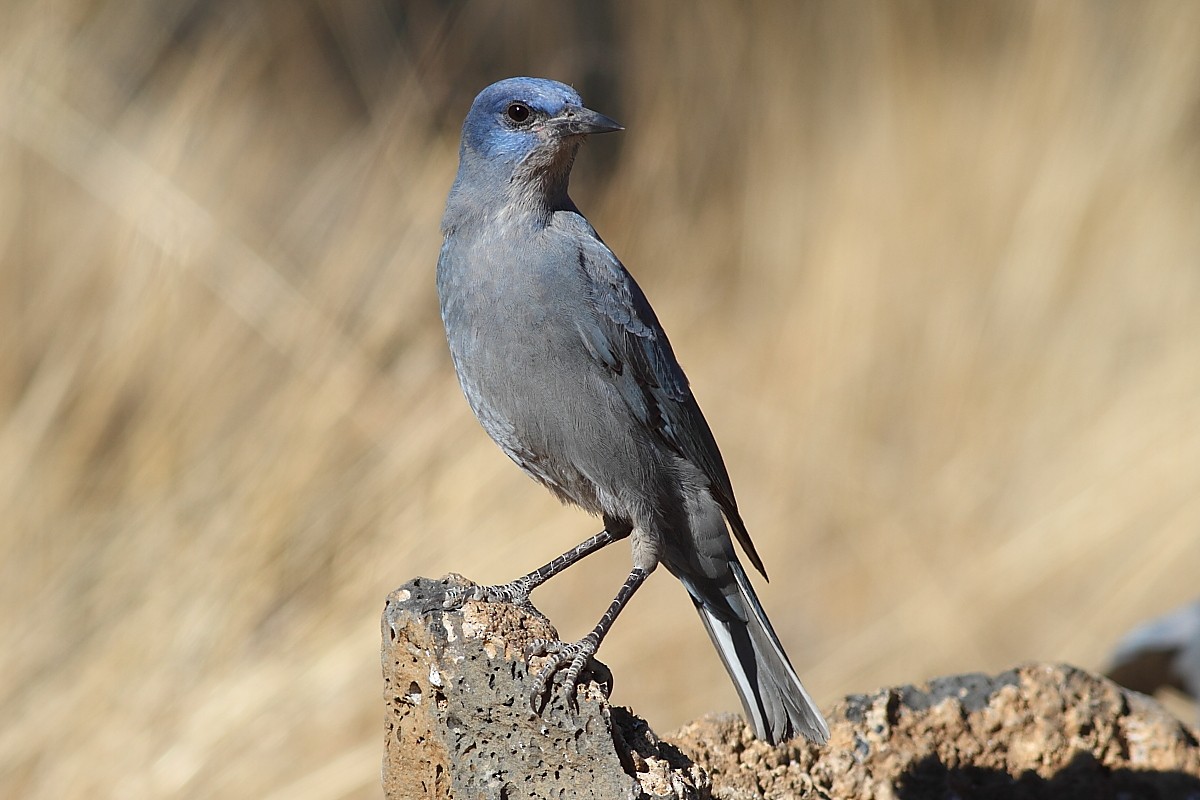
[1108,599,1200,723]
[437,77,828,745]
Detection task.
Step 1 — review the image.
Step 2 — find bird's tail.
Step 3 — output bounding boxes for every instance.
[686,561,829,745]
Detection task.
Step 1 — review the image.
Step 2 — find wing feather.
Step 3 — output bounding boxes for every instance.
[560,213,768,578]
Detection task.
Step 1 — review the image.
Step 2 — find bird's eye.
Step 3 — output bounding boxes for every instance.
[506,102,531,124]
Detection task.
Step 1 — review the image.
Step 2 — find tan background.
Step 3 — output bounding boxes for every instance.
[3,2,1198,797]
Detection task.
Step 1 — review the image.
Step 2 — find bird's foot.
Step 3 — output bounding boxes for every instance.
[443,576,536,611]
[527,633,611,712]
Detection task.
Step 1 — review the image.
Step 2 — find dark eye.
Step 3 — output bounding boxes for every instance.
[506,102,531,123]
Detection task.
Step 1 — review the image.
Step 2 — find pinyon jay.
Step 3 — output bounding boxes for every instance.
[437,77,828,745]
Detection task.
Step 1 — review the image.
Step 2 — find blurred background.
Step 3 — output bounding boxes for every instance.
[3,1,1199,797]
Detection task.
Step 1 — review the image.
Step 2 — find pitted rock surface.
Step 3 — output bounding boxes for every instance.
[382,575,707,799]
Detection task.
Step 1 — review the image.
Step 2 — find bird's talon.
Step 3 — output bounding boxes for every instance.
[443,579,532,611]
[442,584,477,610]
[524,637,599,714]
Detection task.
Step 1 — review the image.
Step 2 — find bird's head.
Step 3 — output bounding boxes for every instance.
[451,78,622,214]
[461,77,622,165]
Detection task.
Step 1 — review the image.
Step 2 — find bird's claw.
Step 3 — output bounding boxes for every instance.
[527,634,605,713]
[443,577,534,610]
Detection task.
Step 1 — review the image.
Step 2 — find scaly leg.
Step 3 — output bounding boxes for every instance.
[528,566,650,711]
[444,524,631,610]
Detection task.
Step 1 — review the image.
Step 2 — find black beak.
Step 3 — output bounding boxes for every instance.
[548,106,624,136]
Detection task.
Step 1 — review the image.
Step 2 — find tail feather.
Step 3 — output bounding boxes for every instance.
[690,561,829,745]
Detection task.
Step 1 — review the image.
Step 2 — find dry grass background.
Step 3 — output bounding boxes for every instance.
[2,1,1199,797]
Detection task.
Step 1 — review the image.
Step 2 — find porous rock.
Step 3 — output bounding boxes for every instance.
[381,575,707,799]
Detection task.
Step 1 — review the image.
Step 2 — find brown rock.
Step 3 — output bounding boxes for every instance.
[383,576,1200,799]
[672,665,1200,798]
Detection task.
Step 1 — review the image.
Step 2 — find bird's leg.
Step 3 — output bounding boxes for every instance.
[444,526,630,610]
[528,566,650,712]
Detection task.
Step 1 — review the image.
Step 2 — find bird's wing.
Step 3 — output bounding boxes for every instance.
[559,212,768,578]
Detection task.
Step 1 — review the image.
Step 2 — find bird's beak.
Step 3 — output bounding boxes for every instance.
[548,106,624,137]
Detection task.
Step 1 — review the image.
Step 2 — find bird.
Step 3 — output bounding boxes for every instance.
[436,76,829,745]
[1107,598,1200,723]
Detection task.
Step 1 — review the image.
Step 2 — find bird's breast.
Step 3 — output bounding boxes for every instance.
[440,231,597,410]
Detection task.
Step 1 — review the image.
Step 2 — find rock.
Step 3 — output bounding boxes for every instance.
[674,665,1200,798]
[382,575,1200,799]
[381,575,708,799]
